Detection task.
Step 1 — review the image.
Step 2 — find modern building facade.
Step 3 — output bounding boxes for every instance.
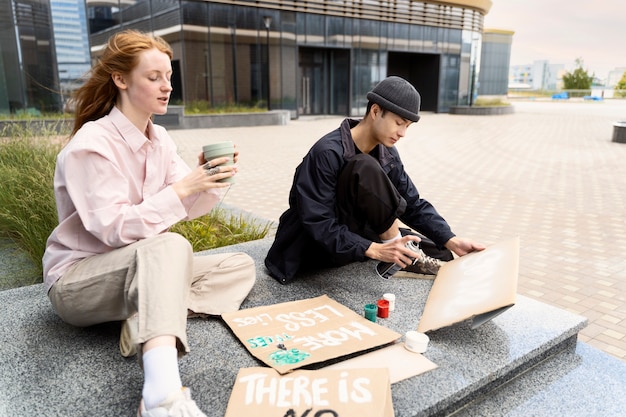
[0,0,60,114]
[510,61,565,91]
[50,0,92,102]
[86,0,493,117]
[478,28,512,96]
[1,0,498,116]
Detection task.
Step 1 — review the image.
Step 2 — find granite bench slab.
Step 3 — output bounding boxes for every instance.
[0,238,592,416]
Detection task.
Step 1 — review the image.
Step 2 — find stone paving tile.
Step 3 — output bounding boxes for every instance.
[169,99,626,362]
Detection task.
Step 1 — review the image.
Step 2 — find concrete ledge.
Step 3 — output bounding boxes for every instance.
[153,107,291,129]
[1,238,608,416]
[449,105,515,116]
[0,109,291,135]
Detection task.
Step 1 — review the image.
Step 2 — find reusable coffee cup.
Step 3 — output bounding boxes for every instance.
[404,331,429,353]
[202,141,235,183]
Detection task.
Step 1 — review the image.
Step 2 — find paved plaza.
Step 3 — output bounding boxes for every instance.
[169,99,626,362]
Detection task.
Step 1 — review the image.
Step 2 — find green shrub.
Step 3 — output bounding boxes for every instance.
[473,97,511,107]
[183,100,266,115]
[0,128,62,284]
[0,112,72,121]
[171,209,271,251]
[0,127,270,290]
[0,238,41,290]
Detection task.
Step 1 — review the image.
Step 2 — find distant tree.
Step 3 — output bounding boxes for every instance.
[562,58,594,90]
[615,71,626,98]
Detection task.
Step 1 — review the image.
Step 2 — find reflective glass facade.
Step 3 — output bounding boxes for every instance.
[478,29,512,96]
[0,0,60,113]
[50,0,91,101]
[84,0,489,116]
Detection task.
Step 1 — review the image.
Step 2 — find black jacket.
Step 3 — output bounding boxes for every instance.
[265,118,455,284]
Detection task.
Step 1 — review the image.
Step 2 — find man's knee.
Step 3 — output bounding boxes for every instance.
[341,154,383,179]
[337,154,404,235]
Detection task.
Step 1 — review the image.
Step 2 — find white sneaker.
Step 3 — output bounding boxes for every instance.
[139,387,207,417]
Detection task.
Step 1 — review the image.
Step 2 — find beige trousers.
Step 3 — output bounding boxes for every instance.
[48,232,256,353]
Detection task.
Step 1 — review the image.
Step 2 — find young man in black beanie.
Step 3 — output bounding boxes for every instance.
[265,76,484,284]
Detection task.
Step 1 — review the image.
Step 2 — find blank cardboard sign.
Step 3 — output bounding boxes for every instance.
[417,237,520,333]
[323,342,438,383]
[224,367,394,417]
[222,295,402,374]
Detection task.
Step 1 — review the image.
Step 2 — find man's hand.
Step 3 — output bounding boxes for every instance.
[365,235,421,267]
[444,236,486,257]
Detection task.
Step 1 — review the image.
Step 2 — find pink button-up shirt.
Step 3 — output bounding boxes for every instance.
[43,107,220,292]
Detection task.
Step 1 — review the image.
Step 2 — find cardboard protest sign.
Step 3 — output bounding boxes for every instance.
[222,295,402,374]
[224,367,394,417]
[417,237,520,333]
[323,342,437,383]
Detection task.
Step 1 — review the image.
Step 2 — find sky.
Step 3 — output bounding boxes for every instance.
[482,0,626,79]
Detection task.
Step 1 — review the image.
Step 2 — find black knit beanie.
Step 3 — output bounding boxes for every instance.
[366,76,421,122]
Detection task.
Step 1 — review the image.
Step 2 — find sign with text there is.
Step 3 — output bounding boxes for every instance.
[224,367,394,417]
[222,295,402,374]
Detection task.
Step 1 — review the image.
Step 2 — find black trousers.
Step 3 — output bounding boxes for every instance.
[336,154,453,261]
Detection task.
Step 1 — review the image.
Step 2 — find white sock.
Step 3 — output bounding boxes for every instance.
[142,346,183,410]
[382,231,402,243]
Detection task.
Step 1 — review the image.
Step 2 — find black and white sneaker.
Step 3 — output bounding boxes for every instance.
[393,248,443,279]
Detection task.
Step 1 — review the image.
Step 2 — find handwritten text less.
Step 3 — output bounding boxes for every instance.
[233,304,344,330]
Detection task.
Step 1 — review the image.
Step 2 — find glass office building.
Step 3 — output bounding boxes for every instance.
[50,0,92,104]
[86,0,492,117]
[0,0,60,113]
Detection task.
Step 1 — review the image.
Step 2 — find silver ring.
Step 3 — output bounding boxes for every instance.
[205,167,220,176]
